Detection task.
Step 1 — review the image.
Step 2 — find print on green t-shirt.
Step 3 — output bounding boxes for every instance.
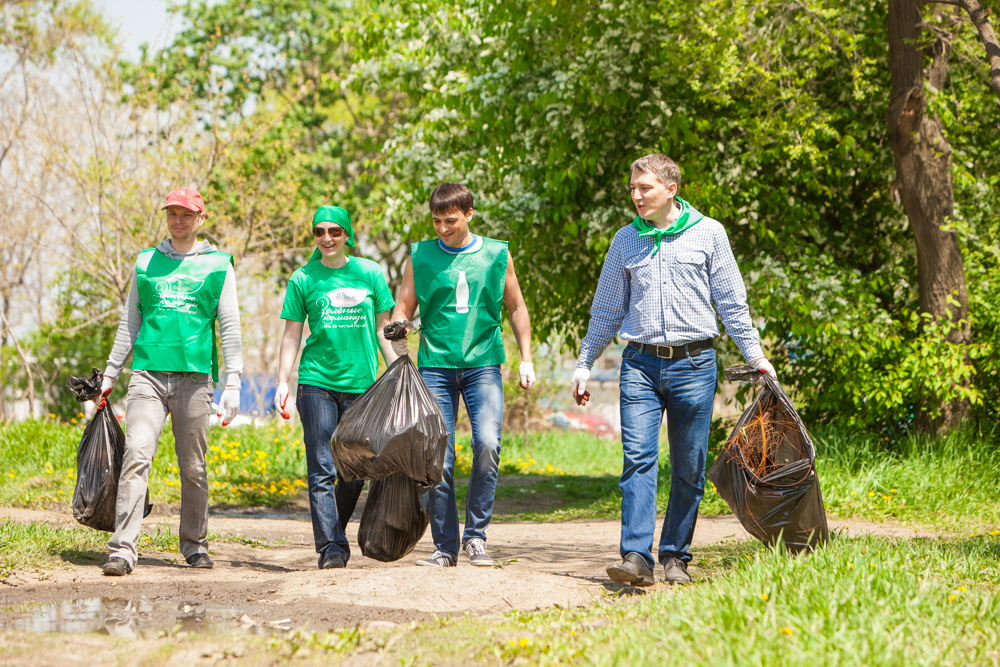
[281,256,394,393]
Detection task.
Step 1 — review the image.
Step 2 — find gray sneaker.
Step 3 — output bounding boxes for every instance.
[463,538,494,567]
[663,557,693,584]
[606,552,654,587]
[102,557,132,577]
[415,550,456,567]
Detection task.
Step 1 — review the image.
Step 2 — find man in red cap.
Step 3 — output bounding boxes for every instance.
[97,187,244,576]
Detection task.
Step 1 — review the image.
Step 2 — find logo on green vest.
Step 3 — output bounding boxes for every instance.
[152,276,205,313]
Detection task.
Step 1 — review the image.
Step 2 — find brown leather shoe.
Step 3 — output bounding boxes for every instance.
[663,557,693,584]
[606,552,655,587]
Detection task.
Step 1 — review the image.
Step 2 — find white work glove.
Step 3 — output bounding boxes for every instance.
[750,357,777,384]
[218,375,241,426]
[571,367,591,406]
[275,381,290,420]
[97,374,115,411]
[519,361,535,390]
[391,338,409,357]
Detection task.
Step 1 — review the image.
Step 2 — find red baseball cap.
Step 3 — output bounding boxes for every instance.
[162,187,205,213]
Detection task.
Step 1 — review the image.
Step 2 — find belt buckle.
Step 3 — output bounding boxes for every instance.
[656,345,674,360]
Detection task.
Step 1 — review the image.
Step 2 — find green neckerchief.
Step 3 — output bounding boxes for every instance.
[631,196,704,256]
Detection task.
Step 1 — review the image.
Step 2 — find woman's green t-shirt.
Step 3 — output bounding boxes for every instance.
[281,256,394,393]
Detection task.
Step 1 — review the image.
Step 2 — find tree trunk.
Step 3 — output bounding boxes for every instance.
[887,0,972,434]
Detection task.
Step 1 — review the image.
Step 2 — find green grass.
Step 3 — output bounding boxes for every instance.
[0,519,279,577]
[3,417,1000,529]
[253,534,1000,665]
[464,423,1000,529]
[812,425,1000,530]
[0,417,308,508]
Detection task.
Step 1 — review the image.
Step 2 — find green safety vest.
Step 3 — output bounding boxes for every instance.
[411,237,508,368]
[132,248,233,381]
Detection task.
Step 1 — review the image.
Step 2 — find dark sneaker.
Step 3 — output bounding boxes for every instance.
[319,553,347,570]
[102,557,132,577]
[415,550,457,567]
[463,538,494,567]
[186,553,214,569]
[663,557,693,584]
[606,552,654,587]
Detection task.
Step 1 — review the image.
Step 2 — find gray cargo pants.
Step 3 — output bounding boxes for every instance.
[108,370,214,567]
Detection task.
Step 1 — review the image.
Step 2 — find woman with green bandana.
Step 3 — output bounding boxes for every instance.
[274,205,397,570]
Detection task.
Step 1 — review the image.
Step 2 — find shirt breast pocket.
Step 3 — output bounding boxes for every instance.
[625,252,654,290]
[673,250,709,290]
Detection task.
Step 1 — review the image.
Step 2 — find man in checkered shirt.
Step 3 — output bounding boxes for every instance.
[572,154,776,586]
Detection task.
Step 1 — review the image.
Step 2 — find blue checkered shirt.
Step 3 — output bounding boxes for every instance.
[577,218,763,368]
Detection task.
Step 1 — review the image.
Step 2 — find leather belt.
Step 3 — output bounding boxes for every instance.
[628,339,715,360]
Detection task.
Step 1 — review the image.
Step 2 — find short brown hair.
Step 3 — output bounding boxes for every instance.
[630,154,682,189]
[429,183,474,215]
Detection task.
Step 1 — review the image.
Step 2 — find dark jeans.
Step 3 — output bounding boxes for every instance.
[296,384,364,561]
[618,345,718,568]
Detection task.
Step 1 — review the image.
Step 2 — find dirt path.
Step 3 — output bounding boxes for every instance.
[0,504,943,634]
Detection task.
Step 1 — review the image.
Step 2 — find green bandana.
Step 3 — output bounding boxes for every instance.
[631,197,704,256]
[309,205,356,262]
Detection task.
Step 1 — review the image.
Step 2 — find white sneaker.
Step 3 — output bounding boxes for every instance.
[463,538,493,567]
[415,550,456,567]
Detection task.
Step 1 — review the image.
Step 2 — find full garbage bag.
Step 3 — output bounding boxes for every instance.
[330,355,448,485]
[357,472,430,562]
[707,365,828,552]
[66,369,151,532]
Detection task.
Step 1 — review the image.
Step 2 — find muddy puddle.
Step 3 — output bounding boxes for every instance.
[2,595,291,639]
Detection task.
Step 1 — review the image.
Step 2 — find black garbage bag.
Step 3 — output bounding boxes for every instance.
[707,365,828,552]
[357,472,430,562]
[66,369,151,532]
[330,355,448,485]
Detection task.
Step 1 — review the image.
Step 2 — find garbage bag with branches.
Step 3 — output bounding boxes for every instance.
[708,365,829,552]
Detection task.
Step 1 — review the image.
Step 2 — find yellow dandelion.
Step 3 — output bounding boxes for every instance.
[949,595,957,601]
[781,627,793,635]
[760,593,769,601]
[508,640,515,646]
[848,562,853,569]
[519,638,530,647]
[957,586,966,592]
[890,488,897,493]
[7,472,15,479]
[868,491,875,497]
[851,491,857,496]
[881,495,890,500]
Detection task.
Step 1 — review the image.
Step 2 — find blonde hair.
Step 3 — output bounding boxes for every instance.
[630,154,681,188]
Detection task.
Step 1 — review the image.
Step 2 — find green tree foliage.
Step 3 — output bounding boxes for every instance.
[123,0,411,281]
[353,0,1000,429]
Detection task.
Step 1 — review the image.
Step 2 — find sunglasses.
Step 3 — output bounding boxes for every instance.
[313,225,345,239]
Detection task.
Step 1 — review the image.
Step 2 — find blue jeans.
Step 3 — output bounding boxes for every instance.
[618,345,718,568]
[296,384,365,561]
[420,365,504,558]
